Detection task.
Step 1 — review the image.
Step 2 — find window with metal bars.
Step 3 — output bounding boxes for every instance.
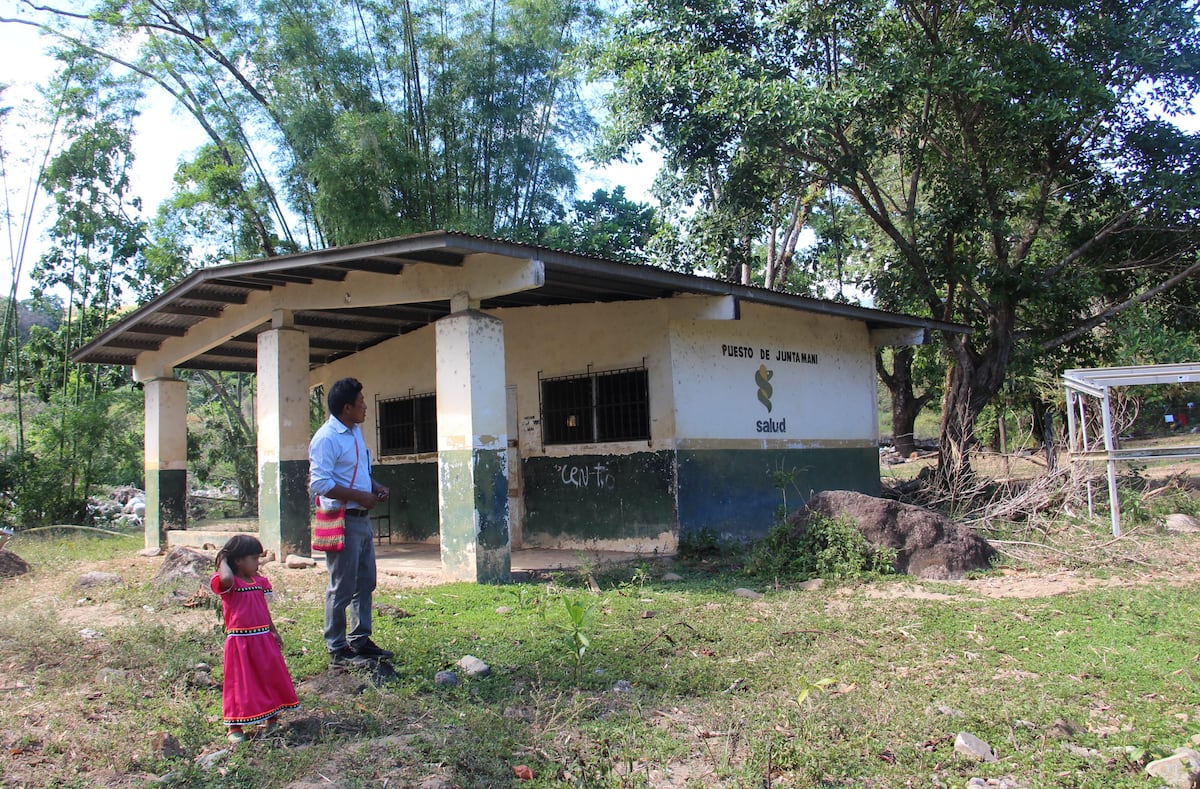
[377,392,437,456]
[540,365,649,445]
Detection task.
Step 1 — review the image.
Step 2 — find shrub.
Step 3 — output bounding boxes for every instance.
[745,514,896,581]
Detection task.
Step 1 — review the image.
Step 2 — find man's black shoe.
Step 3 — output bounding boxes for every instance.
[329,646,374,669]
[349,638,395,660]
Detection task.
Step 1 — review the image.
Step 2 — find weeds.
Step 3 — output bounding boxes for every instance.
[542,591,599,684]
[744,513,897,581]
[3,475,1200,787]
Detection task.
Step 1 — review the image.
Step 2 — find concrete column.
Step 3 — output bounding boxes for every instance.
[435,309,511,583]
[144,376,187,550]
[257,323,311,557]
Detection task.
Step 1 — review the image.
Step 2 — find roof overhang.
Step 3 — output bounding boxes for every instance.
[72,230,970,375]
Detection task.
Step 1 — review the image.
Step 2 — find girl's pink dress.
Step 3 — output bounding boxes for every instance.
[210,573,300,727]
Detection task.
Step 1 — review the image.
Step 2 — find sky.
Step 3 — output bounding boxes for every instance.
[2,6,1196,305]
[0,11,661,301]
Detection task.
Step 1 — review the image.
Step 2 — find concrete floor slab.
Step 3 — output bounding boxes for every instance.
[371,541,649,582]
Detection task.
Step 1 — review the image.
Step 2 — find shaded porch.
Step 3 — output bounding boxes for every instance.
[166,526,649,582]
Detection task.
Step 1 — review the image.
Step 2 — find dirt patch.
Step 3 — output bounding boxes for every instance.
[847,567,1200,602]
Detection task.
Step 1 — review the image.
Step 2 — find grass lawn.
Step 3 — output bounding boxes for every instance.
[2,478,1199,787]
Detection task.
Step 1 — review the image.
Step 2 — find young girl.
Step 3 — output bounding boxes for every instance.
[211,535,300,743]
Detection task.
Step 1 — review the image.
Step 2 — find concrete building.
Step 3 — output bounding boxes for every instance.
[73,231,964,582]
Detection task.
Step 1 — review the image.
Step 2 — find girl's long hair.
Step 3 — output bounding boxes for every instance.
[215,534,265,572]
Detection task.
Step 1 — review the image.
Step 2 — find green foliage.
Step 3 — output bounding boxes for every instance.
[596,0,1200,487]
[745,514,897,582]
[541,591,598,684]
[0,388,143,528]
[676,527,724,559]
[185,371,258,511]
[795,675,835,707]
[539,186,663,263]
[8,532,1200,787]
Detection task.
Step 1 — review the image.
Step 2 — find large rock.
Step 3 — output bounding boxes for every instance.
[154,546,214,586]
[789,490,996,580]
[0,549,30,578]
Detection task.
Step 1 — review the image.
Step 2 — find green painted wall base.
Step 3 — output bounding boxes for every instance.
[439,448,510,583]
[146,468,187,550]
[676,447,881,542]
[372,463,440,540]
[259,459,310,556]
[521,452,677,544]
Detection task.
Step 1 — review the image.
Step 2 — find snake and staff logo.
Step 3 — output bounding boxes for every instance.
[754,364,786,433]
[755,364,773,412]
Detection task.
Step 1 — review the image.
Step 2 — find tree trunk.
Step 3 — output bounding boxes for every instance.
[876,347,932,459]
[935,321,1013,496]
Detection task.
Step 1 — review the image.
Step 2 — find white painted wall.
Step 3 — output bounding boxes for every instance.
[313,298,678,460]
[669,302,877,445]
[311,295,878,457]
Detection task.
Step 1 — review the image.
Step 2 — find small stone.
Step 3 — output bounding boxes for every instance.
[1166,513,1200,532]
[456,655,490,677]
[612,680,633,693]
[260,550,277,564]
[194,749,229,770]
[194,662,211,672]
[661,572,683,582]
[954,731,997,762]
[418,777,455,789]
[1048,718,1082,739]
[138,547,162,558]
[150,732,185,759]
[98,668,129,684]
[936,704,965,718]
[192,671,214,687]
[733,588,763,599]
[503,705,534,721]
[796,578,825,591]
[1065,743,1102,759]
[641,610,657,619]
[76,571,122,588]
[79,628,102,640]
[434,670,460,686]
[495,606,513,614]
[1146,748,1200,789]
[285,554,316,569]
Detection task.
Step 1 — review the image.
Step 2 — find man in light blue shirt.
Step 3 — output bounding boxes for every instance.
[309,377,392,668]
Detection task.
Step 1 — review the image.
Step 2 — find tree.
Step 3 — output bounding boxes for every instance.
[539,186,663,262]
[1,0,605,517]
[597,0,1200,490]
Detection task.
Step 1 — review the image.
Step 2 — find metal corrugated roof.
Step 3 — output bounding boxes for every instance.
[72,230,969,373]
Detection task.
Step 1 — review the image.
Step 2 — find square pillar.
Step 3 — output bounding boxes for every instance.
[436,309,511,583]
[144,376,188,550]
[257,326,312,557]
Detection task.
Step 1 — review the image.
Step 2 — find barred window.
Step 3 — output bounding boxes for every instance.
[541,366,649,445]
[377,392,437,456]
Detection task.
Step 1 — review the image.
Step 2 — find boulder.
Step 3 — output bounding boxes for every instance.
[154,546,214,586]
[0,549,30,578]
[790,490,996,580]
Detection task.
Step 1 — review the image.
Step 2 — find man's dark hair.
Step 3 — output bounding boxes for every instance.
[327,377,363,417]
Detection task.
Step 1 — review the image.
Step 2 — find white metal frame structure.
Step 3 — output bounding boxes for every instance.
[1063,363,1200,536]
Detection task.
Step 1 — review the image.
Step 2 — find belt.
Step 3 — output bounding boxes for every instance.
[345,508,369,518]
